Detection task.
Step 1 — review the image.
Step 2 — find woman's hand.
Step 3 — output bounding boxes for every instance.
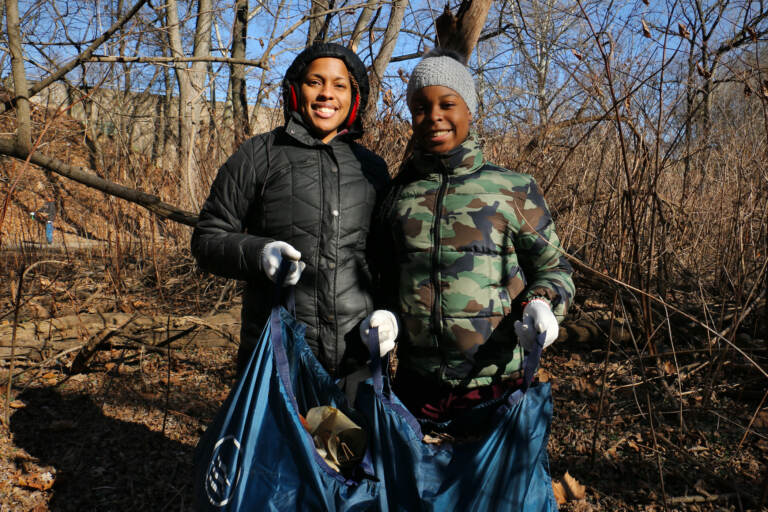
[261,241,306,286]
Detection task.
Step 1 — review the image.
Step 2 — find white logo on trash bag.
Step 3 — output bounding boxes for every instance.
[205,436,243,506]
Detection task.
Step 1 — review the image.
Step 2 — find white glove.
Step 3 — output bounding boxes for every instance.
[360,310,398,357]
[260,241,305,286]
[514,298,559,351]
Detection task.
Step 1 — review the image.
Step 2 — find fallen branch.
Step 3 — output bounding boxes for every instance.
[3,345,85,382]
[178,315,238,345]
[667,493,736,504]
[0,137,198,226]
[70,314,138,374]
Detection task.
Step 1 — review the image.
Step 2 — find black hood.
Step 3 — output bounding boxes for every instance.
[282,43,369,140]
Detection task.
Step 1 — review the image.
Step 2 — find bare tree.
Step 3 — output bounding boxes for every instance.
[348,4,376,52]
[166,0,213,208]
[366,0,408,121]
[4,0,30,151]
[306,0,330,45]
[435,0,493,61]
[230,0,251,147]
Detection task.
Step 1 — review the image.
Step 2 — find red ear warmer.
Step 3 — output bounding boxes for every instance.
[288,84,298,111]
[346,92,360,128]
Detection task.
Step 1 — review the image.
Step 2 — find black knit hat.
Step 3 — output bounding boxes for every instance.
[282,43,369,139]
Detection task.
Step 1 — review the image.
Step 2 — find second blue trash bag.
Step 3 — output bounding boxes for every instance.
[355,331,559,511]
[192,300,383,511]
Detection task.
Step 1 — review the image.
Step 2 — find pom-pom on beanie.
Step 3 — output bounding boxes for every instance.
[406,48,477,116]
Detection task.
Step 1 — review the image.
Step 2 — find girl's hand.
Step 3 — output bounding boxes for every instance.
[514,298,559,351]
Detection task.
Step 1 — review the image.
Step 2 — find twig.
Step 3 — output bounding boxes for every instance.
[6,344,84,381]
[667,493,736,504]
[657,432,747,502]
[178,315,237,345]
[646,392,669,510]
[121,325,198,350]
[87,54,268,68]
[590,290,618,463]
[737,388,768,452]
[3,260,67,428]
[162,316,171,436]
[709,409,768,442]
[209,280,234,315]
[4,267,25,428]
[564,255,768,379]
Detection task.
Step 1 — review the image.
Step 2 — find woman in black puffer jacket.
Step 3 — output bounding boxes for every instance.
[191,43,390,377]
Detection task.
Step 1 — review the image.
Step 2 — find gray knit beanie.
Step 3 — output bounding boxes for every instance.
[406,48,477,116]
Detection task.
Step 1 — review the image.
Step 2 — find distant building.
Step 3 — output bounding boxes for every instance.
[30,81,282,154]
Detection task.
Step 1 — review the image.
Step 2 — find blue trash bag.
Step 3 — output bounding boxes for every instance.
[354,330,559,511]
[192,291,383,511]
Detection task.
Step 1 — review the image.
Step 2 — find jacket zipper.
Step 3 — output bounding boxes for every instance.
[431,169,448,345]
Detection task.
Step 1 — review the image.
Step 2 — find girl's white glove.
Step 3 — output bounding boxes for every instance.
[260,241,305,286]
[360,310,398,357]
[513,298,559,351]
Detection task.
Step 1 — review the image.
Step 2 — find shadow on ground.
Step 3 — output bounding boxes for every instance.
[10,387,195,511]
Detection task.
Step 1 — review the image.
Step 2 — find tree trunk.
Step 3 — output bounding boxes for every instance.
[230,0,250,148]
[366,0,408,122]
[349,5,375,52]
[453,0,492,60]
[5,0,31,152]
[306,0,329,46]
[166,0,212,210]
[152,48,170,165]
[436,0,493,62]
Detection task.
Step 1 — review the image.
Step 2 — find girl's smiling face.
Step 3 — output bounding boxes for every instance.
[299,57,352,143]
[409,85,471,153]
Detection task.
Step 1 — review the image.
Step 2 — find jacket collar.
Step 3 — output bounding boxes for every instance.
[284,111,351,148]
[410,131,484,176]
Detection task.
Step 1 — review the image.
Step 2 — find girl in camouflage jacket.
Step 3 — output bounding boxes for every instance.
[371,49,575,420]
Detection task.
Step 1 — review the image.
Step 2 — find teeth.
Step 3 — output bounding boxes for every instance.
[316,107,336,114]
[431,130,450,137]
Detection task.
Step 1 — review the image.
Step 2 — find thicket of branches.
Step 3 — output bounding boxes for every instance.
[1,0,768,505]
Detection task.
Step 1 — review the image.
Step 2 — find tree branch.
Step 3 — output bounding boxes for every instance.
[0,0,150,115]
[0,137,198,226]
[85,54,268,69]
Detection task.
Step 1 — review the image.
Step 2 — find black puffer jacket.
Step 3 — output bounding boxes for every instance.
[191,44,388,376]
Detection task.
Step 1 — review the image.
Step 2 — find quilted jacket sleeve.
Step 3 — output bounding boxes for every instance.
[514,178,575,322]
[191,134,274,282]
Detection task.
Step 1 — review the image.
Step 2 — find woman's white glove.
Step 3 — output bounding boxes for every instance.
[260,241,305,286]
[513,298,559,351]
[360,310,398,357]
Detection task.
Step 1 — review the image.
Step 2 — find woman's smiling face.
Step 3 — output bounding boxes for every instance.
[298,57,352,143]
[409,85,471,153]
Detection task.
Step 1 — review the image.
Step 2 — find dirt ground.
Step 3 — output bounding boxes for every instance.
[1,255,767,511]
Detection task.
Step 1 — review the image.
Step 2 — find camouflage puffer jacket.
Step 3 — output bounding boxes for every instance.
[376,133,575,388]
